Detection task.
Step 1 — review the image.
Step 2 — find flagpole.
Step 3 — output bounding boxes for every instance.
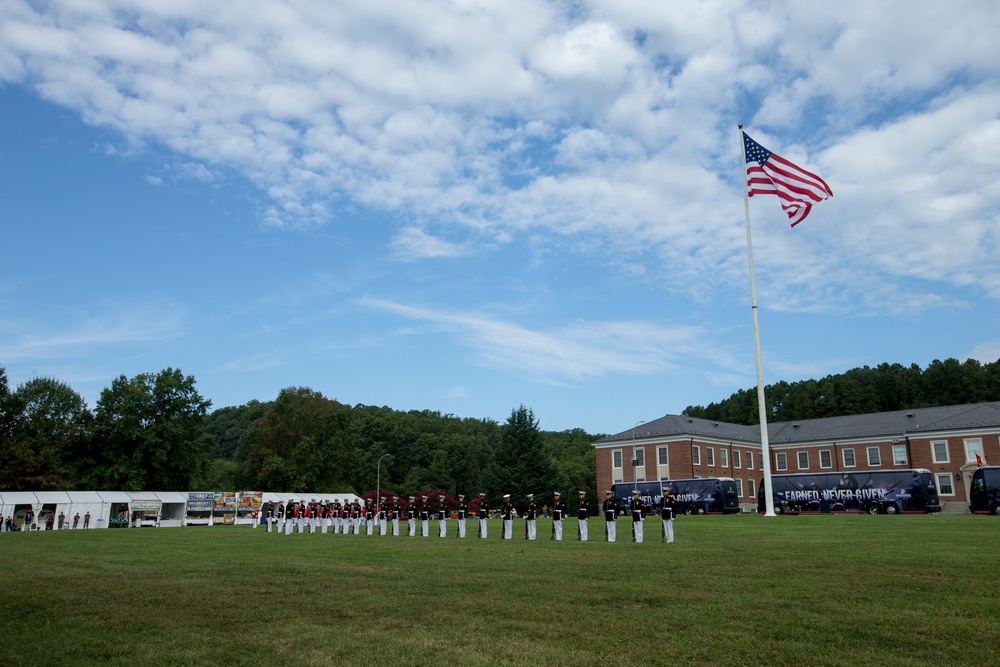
[739,123,776,517]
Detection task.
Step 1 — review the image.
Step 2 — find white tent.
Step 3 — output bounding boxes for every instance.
[0,491,40,531]
[33,491,72,530]
[151,492,188,527]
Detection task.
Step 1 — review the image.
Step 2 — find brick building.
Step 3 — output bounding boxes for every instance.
[593,401,1000,512]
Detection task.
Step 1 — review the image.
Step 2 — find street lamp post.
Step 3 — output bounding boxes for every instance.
[631,420,644,495]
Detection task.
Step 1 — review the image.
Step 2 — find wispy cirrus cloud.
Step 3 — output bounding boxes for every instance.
[358,297,738,385]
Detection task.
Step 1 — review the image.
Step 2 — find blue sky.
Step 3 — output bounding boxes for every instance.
[2,1,999,434]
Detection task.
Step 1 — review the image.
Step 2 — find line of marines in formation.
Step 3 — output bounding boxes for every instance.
[262,488,677,543]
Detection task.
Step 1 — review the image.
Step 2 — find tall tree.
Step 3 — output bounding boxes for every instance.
[90,368,212,490]
[483,405,556,504]
[0,376,92,490]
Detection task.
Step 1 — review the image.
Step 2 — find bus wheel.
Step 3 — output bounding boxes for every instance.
[684,508,694,516]
[884,503,899,515]
[696,508,706,515]
[992,504,1000,516]
[774,506,783,515]
[867,505,881,515]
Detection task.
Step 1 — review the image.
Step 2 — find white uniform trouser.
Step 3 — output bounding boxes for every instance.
[267,518,273,533]
[503,519,512,540]
[633,519,643,543]
[553,520,563,541]
[380,518,387,535]
[392,518,399,536]
[421,520,429,537]
[579,519,588,541]
[479,519,488,539]
[458,519,466,538]
[606,520,616,542]
[408,518,416,536]
[321,518,328,534]
[286,519,294,535]
[662,518,674,543]
[366,519,373,535]
[439,519,447,538]
[527,519,536,540]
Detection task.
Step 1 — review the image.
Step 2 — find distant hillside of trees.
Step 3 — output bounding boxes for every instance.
[684,358,1000,425]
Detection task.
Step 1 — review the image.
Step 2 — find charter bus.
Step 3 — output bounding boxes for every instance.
[612,478,741,516]
[758,468,941,515]
[969,466,1000,515]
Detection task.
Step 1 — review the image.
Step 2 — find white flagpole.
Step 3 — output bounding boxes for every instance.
[739,124,776,517]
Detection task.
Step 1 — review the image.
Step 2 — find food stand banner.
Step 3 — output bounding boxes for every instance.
[213,492,238,525]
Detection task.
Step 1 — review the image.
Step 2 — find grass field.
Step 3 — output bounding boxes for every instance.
[1,515,998,666]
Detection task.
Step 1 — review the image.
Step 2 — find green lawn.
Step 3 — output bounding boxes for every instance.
[1,515,998,666]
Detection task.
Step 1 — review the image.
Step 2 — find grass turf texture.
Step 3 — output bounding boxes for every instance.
[1,516,998,666]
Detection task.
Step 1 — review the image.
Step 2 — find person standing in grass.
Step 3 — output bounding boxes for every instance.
[577,491,590,541]
[478,493,489,539]
[502,494,514,540]
[379,497,389,536]
[392,497,402,536]
[456,495,468,538]
[661,494,676,544]
[524,494,538,541]
[437,495,448,538]
[407,496,417,536]
[419,496,430,537]
[603,491,616,543]
[83,511,90,529]
[630,490,645,543]
[552,492,566,541]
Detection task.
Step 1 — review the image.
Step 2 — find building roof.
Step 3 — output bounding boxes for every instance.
[595,401,1000,447]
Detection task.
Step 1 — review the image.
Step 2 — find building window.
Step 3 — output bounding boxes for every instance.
[758,453,764,469]
[775,452,787,471]
[819,450,832,469]
[931,441,949,464]
[720,449,729,468]
[736,478,744,497]
[867,446,881,467]
[746,452,754,470]
[748,478,756,498]
[658,447,668,466]
[843,448,856,468]
[797,452,809,470]
[936,473,954,496]
[692,445,701,466]
[613,450,622,469]
[733,450,742,469]
[633,448,644,466]
[706,447,715,467]
[964,438,984,463]
[892,444,907,466]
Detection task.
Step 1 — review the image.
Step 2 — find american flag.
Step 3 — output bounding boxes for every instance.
[743,131,832,227]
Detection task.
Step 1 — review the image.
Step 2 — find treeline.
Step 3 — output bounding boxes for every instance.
[0,367,600,505]
[684,358,1000,425]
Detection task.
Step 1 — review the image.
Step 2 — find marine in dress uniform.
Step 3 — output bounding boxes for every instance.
[285,500,295,535]
[365,501,375,535]
[379,497,388,536]
[501,494,514,540]
[661,494,676,544]
[577,491,590,541]
[437,495,448,538]
[551,492,567,541]
[630,489,645,543]
[478,493,489,539]
[524,494,537,541]
[266,501,275,533]
[419,496,430,537]
[603,491,617,543]
[392,497,402,536]
[456,495,468,538]
[408,496,418,537]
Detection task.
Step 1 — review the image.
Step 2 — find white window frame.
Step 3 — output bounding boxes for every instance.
[733,450,742,469]
[775,452,787,472]
[720,449,729,468]
[931,441,949,464]
[797,451,809,470]
[867,446,881,467]
[612,450,622,469]
[842,448,856,468]
[936,473,955,496]
[736,478,744,498]
[819,450,832,469]
[746,452,754,470]
[892,443,907,466]
[692,445,701,466]
[706,447,715,467]
[964,438,984,463]
[657,446,668,466]
[748,478,756,498]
